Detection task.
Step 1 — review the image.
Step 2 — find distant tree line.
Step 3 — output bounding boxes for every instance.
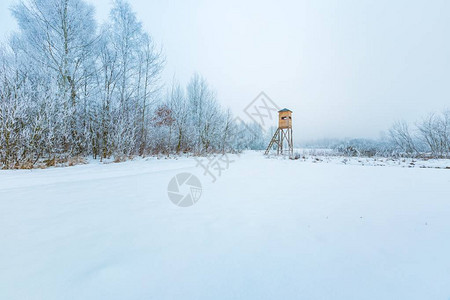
[302,110,450,159]
[0,0,262,169]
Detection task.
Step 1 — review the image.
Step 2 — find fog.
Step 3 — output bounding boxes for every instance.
[1,0,449,141]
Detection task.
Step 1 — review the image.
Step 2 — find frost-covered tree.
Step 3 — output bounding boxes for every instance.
[418,111,450,158]
[0,0,260,169]
[389,120,419,155]
[11,0,98,154]
[186,73,223,154]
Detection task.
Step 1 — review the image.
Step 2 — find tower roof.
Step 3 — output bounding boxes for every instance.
[278,108,292,113]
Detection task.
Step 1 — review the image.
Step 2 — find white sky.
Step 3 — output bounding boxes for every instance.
[1,0,450,141]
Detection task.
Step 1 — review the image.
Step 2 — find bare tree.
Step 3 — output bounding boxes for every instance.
[389,120,419,155]
[418,112,450,158]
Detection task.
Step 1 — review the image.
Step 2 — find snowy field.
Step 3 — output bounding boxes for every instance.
[1,151,450,300]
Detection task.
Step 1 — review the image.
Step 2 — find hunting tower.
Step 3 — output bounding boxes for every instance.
[264,108,294,158]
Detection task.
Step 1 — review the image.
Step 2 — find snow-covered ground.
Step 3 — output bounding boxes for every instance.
[1,151,449,300]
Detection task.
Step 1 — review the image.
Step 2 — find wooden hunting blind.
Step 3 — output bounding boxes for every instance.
[265,108,294,158]
[278,108,292,129]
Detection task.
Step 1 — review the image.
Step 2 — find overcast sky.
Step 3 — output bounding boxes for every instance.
[1,0,449,141]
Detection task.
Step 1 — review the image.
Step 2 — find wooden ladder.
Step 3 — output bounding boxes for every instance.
[264,128,281,155]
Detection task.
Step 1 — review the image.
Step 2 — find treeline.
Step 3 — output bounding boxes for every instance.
[301,109,450,158]
[151,75,268,156]
[301,138,393,157]
[0,0,261,169]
